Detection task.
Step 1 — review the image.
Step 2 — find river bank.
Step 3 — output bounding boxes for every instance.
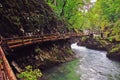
[77,37,107,51]
[41,43,120,80]
[77,36,120,61]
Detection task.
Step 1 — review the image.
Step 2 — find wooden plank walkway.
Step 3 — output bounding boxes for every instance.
[1,33,84,49]
[0,32,84,80]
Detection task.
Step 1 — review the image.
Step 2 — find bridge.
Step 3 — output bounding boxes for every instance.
[0,32,85,80]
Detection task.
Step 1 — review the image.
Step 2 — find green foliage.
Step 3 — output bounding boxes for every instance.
[84,0,120,41]
[110,47,119,53]
[35,47,43,53]
[66,48,73,54]
[96,39,108,47]
[0,59,3,63]
[110,20,120,41]
[47,0,89,29]
[47,0,120,41]
[81,37,87,41]
[18,66,42,80]
[108,37,113,42]
[110,44,120,53]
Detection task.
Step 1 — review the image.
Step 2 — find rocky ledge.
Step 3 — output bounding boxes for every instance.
[77,36,120,61]
[106,43,120,61]
[77,37,106,51]
[7,39,75,74]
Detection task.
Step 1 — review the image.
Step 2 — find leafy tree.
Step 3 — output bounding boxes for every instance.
[98,0,120,41]
[47,0,120,41]
[84,0,120,41]
[46,0,90,29]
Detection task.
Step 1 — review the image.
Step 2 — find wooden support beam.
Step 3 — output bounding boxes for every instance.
[0,46,17,80]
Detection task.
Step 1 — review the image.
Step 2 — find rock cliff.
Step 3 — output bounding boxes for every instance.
[0,0,68,37]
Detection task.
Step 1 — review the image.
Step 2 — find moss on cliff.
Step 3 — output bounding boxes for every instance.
[7,40,74,73]
[109,44,120,53]
[0,0,68,37]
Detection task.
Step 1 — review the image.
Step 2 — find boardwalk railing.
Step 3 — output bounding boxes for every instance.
[0,46,17,80]
[1,33,84,49]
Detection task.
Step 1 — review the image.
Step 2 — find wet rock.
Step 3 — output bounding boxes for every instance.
[107,44,120,61]
[77,37,106,51]
[7,40,74,72]
[107,52,120,61]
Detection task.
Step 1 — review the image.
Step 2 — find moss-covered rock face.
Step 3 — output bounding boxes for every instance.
[77,37,106,51]
[109,44,120,53]
[7,40,74,72]
[0,0,67,37]
[106,44,120,61]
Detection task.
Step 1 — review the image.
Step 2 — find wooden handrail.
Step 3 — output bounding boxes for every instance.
[1,33,86,49]
[0,46,17,80]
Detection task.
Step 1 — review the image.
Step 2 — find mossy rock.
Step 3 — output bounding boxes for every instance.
[109,44,120,53]
[107,44,120,61]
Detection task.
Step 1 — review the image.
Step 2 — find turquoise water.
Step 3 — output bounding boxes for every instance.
[43,59,80,80]
[43,43,120,80]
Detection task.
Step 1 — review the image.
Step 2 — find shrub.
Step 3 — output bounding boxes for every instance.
[17,65,42,80]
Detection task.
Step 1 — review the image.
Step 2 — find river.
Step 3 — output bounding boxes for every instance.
[43,43,120,80]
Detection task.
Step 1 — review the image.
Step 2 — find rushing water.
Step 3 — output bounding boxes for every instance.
[43,43,120,80]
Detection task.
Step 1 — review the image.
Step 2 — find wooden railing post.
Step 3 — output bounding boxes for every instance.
[0,46,17,80]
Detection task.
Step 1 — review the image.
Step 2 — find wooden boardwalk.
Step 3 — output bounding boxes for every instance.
[1,33,84,49]
[0,32,84,80]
